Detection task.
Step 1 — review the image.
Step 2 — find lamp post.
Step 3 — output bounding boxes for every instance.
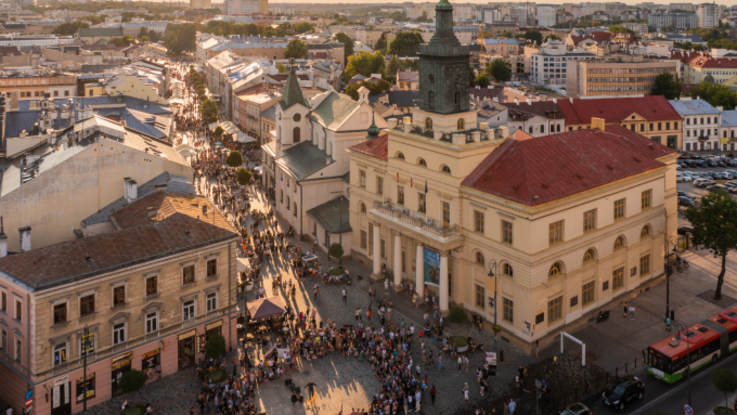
[81,324,91,414]
[488,259,498,355]
[334,196,343,268]
[674,320,692,407]
[664,236,679,323]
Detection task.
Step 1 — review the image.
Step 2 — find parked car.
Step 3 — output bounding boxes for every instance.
[713,172,733,180]
[602,376,645,410]
[709,184,728,193]
[695,179,716,188]
[706,159,719,167]
[678,191,695,199]
[679,196,696,207]
[561,403,593,415]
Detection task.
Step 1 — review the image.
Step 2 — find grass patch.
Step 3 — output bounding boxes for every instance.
[715,407,736,415]
[448,336,468,348]
[123,405,146,415]
[328,268,345,275]
[208,370,227,384]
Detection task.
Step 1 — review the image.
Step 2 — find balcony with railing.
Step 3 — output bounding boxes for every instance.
[371,200,461,241]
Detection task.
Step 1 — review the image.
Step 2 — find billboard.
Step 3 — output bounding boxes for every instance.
[424,247,440,286]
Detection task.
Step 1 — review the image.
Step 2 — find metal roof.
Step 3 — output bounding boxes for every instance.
[668,99,721,116]
[308,91,359,131]
[306,195,351,234]
[276,141,331,181]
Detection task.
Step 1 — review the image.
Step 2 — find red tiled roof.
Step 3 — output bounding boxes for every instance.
[670,50,709,63]
[461,128,670,207]
[348,133,388,160]
[0,192,237,290]
[397,71,419,82]
[503,101,562,120]
[235,83,267,97]
[570,32,612,45]
[689,57,737,68]
[556,96,682,125]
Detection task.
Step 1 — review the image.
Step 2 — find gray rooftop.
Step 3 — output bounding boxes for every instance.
[306,195,351,234]
[276,141,331,181]
[722,110,737,128]
[668,99,721,116]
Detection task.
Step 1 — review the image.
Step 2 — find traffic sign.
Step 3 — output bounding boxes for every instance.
[685,404,693,415]
[25,389,33,408]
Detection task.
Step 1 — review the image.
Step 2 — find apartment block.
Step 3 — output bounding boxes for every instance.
[566,58,679,98]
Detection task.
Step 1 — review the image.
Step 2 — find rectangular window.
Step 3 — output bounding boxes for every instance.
[15,300,21,322]
[549,220,563,244]
[359,169,366,188]
[15,339,21,363]
[397,185,404,205]
[418,192,426,213]
[582,281,595,306]
[475,285,485,308]
[442,201,450,227]
[402,250,406,272]
[1,291,5,312]
[0,329,5,351]
[641,189,652,209]
[207,292,217,312]
[503,298,513,323]
[112,323,125,345]
[145,312,157,334]
[474,211,484,233]
[207,259,217,277]
[368,223,374,257]
[612,267,624,291]
[583,209,596,231]
[146,276,158,296]
[360,230,367,249]
[380,239,385,259]
[80,295,95,316]
[548,296,563,323]
[640,254,650,275]
[614,198,625,219]
[53,343,67,366]
[183,300,195,321]
[113,286,125,306]
[377,177,383,195]
[182,265,195,285]
[502,220,513,244]
[53,303,67,325]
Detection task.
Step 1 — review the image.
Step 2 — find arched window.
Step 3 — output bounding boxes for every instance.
[293,127,300,143]
[428,74,434,82]
[583,249,596,263]
[277,126,281,141]
[418,158,427,167]
[454,92,460,104]
[614,236,625,250]
[441,165,451,174]
[549,262,563,278]
[556,124,561,132]
[475,252,484,265]
[457,118,465,131]
[428,91,435,109]
[293,202,298,217]
[640,226,650,238]
[293,113,301,122]
[503,263,513,277]
[360,203,366,213]
[425,117,433,130]
[397,152,405,160]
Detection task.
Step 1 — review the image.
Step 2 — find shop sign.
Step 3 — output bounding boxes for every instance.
[53,375,69,387]
[111,352,133,371]
[76,373,95,402]
[142,348,160,359]
[196,334,206,354]
[178,329,196,341]
[205,320,223,331]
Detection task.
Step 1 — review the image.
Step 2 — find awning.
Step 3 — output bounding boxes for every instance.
[237,258,252,272]
[247,297,286,321]
[235,132,256,143]
[169,98,185,105]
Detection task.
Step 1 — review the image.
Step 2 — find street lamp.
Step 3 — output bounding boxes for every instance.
[334,196,343,267]
[664,235,679,323]
[488,259,498,355]
[81,324,91,414]
[674,320,692,407]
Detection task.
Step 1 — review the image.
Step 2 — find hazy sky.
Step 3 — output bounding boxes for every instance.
[262,0,737,4]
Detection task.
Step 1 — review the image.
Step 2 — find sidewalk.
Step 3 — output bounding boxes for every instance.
[704,391,737,415]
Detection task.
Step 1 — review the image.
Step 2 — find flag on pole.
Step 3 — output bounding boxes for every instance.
[424,177,428,194]
[410,172,413,188]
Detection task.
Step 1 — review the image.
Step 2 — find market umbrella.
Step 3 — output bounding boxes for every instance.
[247,297,286,321]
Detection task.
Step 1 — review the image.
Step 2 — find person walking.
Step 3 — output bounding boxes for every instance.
[508,399,516,415]
[629,305,636,320]
[342,288,347,303]
[430,385,436,406]
[463,382,469,402]
[438,355,443,370]
[623,301,628,318]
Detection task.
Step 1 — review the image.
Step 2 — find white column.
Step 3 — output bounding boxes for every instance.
[415,243,424,299]
[439,251,449,313]
[393,232,402,288]
[372,223,381,278]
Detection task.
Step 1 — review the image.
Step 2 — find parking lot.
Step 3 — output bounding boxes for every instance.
[677,154,737,203]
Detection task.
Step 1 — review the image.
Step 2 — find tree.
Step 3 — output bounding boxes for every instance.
[386,55,401,81]
[712,368,737,409]
[609,25,634,34]
[684,190,737,300]
[140,35,150,43]
[524,30,543,45]
[205,334,227,359]
[108,36,135,47]
[201,99,218,120]
[119,369,146,405]
[345,51,386,80]
[486,58,511,82]
[345,79,392,100]
[660,25,674,33]
[476,73,491,88]
[213,126,224,138]
[52,20,89,36]
[545,34,560,41]
[500,30,513,38]
[651,72,682,100]
[690,81,737,110]
[163,23,197,55]
[237,168,252,186]
[284,39,307,59]
[333,32,354,64]
[138,26,148,39]
[328,243,344,266]
[276,62,287,73]
[226,150,243,167]
[374,33,387,52]
[468,65,477,87]
[388,31,424,57]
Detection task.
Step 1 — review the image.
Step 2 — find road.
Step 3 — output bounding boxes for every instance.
[589,351,737,415]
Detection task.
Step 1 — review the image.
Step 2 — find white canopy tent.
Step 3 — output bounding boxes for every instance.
[209,121,256,143]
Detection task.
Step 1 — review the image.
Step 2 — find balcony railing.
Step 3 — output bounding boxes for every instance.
[373,201,459,239]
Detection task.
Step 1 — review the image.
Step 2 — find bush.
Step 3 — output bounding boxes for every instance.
[328,243,344,260]
[208,370,227,384]
[237,168,252,186]
[205,334,226,359]
[199,94,207,102]
[119,369,146,395]
[448,307,468,324]
[328,267,345,275]
[226,150,243,167]
[208,115,218,123]
[448,336,468,347]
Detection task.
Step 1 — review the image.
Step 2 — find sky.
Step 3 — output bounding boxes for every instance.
[261,0,737,4]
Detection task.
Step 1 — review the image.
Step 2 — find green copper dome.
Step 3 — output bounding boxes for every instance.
[704,72,715,84]
[366,113,380,139]
[436,0,453,11]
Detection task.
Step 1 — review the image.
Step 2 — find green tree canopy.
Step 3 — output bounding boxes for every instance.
[163,23,197,55]
[276,62,287,73]
[328,243,344,262]
[284,39,308,59]
[345,79,392,100]
[690,81,737,110]
[712,368,737,409]
[205,334,227,359]
[345,51,386,80]
[226,150,243,167]
[651,72,681,100]
[523,30,543,45]
[52,20,89,36]
[293,22,315,34]
[119,369,146,399]
[609,25,634,34]
[685,190,737,300]
[237,168,252,186]
[500,30,513,38]
[388,31,424,57]
[333,32,354,63]
[475,73,491,88]
[374,33,387,52]
[108,36,135,47]
[486,58,511,82]
[213,126,224,138]
[201,99,218,120]
[386,55,401,80]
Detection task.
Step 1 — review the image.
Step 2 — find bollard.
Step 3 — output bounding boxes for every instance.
[634,358,637,369]
[625,362,628,373]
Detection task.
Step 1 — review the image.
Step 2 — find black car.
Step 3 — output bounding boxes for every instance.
[602,376,645,410]
[679,196,695,207]
[706,159,719,167]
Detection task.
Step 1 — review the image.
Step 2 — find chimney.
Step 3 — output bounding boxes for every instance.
[591,117,605,130]
[479,122,489,130]
[492,97,498,103]
[514,98,519,105]
[569,97,574,104]
[120,119,126,128]
[472,131,481,142]
[388,118,397,129]
[552,98,557,103]
[124,178,138,203]
[527,98,532,105]
[403,116,412,133]
[19,226,31,252]
[475,85,480,89]
[499,126,509,138]
[717,106,724,112]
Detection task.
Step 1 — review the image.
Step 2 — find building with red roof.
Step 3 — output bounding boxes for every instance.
[685,56,737,85]
[557,95,683,149]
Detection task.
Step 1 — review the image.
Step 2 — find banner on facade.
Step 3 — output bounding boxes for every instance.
[423,248,440,287]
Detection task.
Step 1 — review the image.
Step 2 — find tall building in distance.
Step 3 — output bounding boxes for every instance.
[537,6,557,27]
[698,2,719,28]
[190,0,212,9]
